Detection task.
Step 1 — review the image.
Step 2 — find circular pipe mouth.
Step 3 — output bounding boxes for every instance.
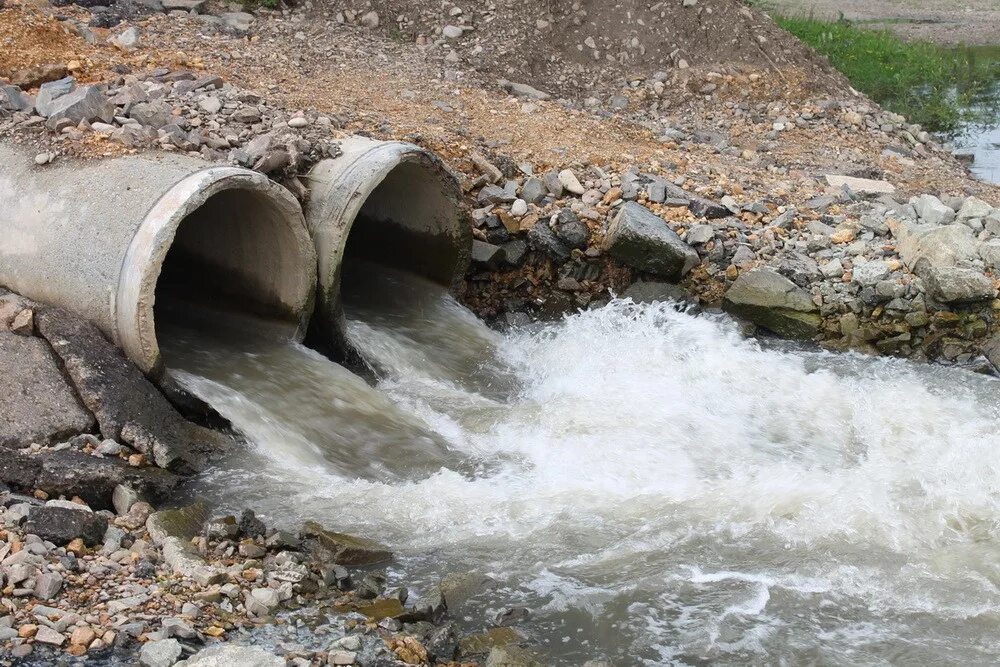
[117,167,316,376]
[305,139,471,353]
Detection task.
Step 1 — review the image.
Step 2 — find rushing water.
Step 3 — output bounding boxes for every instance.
[164,264,1000,665]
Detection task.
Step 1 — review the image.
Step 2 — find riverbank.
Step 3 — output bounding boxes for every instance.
[758,0,1000,46]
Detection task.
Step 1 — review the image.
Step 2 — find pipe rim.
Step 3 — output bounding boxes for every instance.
[305,140,469,335]
[116,167,315,375]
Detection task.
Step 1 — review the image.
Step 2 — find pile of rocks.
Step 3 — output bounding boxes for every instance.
[1,69,341,194]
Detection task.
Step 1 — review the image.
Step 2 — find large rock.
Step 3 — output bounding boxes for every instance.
[0,85,33,113]
[302,520,392,566]
[0,448,178,509]
[603,202,699,281]
[956,196,994,222]
[34,76,75,117]
[35,308,229,472]
[892,222,980,274]
[922,267,996,304]
[147,504,226,586]
[0,333,95,448]
[140,639,183,667]
[43,85,114,130]
[722,268,821,338]
[910,194,956,225]
[24,505,108,546]
[824,174,895,195]
[177,645,283,666]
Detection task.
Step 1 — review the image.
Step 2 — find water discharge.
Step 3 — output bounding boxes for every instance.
[164,264,1000,665]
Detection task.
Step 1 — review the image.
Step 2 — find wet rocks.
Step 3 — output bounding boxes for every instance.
[603,202,698,281]
[35,308,228,472]
[0,333,95,448]
[24,505,108,546]
[553,209,589,249]
[722,268,821,338]
[302,520,392,566]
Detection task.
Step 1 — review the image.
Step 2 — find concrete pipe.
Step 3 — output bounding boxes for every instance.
[303,136,470,351]
[0,143,316,376]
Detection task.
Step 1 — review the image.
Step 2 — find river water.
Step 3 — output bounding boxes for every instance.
[163,264,1000,665]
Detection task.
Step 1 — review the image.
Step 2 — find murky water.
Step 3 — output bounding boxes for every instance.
[164,265,1000,665]
[946,45,1000,184]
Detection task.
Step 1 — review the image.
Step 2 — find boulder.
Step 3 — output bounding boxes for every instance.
[910,194,956,226]
[302,520,392,566]
[146,503,226,586]
[35,308,229,472]
[553,209,588,249]
[722,268,821,338]
[0,449,177,509]
[470,240,504,268]
[24,505,107,546]
[177,645,283,666]
[34,76,75,117]
[956,196,994,222]
[128,101,173,129]
[140,639,183,667]
[0,85,33,113]
[892,222,979,274]
[520,177,547,204]
[603,202,698,281]
[527,221,571,261]
[922,267,996,304]
[0,333,95,448]
[43,85,114,130]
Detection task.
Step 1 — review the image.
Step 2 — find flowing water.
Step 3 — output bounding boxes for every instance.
[163,263,1000,665]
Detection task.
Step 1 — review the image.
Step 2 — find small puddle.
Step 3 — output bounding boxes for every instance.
[944,45,1000,184]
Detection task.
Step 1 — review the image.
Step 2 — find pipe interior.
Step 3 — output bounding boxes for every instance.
[340,159,463,295]
[154,187,309,345]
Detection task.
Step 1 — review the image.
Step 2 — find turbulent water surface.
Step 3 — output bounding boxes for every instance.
[164,264,1000,665]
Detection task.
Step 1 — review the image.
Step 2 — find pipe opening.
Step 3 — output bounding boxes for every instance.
[119,171,315,376]
[311,150,469,357]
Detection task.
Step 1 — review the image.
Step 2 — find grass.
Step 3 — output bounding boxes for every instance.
[770,14,1000,133]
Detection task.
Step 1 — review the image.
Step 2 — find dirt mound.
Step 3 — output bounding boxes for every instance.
[369,0,850,99]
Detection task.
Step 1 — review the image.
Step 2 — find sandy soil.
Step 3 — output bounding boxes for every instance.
[762,0,1000,45]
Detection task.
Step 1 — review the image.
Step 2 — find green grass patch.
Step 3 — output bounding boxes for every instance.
[772,14,1000,133]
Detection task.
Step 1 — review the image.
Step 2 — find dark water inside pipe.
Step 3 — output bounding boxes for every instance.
[163,262,1000,665]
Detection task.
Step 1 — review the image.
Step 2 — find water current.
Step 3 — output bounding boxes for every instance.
[162,262,1000,665]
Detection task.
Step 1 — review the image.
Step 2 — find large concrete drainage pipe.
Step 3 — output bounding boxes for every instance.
[304,136,470,352]
[0,143,316,376]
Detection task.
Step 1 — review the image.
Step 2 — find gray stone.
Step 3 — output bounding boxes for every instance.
[603,202,699,281]
[910,194,956,225]
[35,308,227,472]
[520,177,547,204]
[220,12,254,32]
[553,209,589,249]
[162,0,203,10]
[922,267,996,304]
[0,333,95,448]
[477,185,516,206]
[499,80,550,101]
[622,281,689,304]
[470,240,504,268]
[34,77,76,117]
[43,85,114,130]
[177,645,284,666]
[113,484,139,515]
[501,239,528,266]
[543,171,564,197]
[0,85,33,113]
[957,196,994,222]
[128,102,173,129]
[685,224,714,245]
[33,572,63,600]
[852,260,891,286]
[140,638,183,667]
[722,268,821,338]
[108,593,149,614]
[527,221,571,261]
[893,223,979,274]
[25,505,107,546]
[557,169,585,195]
[34,625,65,646]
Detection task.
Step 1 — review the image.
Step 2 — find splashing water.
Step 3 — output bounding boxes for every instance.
[168,268,1000,665]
